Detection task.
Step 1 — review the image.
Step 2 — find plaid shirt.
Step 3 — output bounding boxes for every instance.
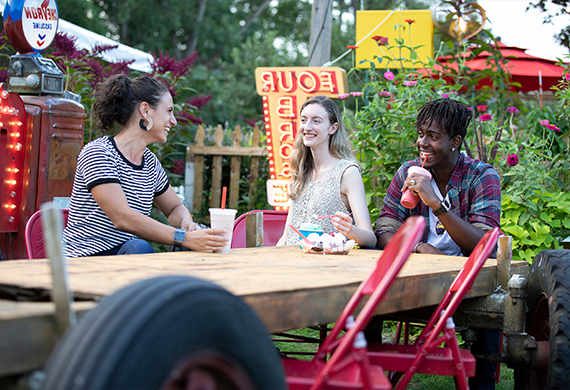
[375,154,501,253]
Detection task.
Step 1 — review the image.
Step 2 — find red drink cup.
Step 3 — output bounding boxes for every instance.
[400,166,432,209]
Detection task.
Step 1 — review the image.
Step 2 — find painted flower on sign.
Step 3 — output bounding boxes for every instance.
[347,45,358,49]
[507,154,519,167]
[372,36,389,46]
[405,19,416,24]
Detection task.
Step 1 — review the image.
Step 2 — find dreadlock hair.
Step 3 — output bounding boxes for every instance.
[288,95,356,201]
[415,99,472,148]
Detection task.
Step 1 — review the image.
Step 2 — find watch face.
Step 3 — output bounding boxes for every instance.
[174,228,186,244]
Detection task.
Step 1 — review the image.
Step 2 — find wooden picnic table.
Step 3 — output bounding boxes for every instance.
[0,246,528,377]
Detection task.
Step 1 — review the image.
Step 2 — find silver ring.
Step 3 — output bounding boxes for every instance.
[409,179,417,186]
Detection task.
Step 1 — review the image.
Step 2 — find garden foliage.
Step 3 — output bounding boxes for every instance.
[342,24,570,262]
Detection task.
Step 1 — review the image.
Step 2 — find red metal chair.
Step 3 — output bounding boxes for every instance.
[25,209,69,259]
[231,210,288,248]
[366,228,501,390]
[283,216,426,390]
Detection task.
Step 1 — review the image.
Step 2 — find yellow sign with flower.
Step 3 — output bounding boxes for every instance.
[355,10,433,69]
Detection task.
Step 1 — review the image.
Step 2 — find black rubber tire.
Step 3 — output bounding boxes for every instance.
[514,250,570,390]
[41,275,286,390]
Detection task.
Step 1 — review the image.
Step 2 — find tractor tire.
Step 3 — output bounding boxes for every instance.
[41,275,286,390]
[514,250,570,390]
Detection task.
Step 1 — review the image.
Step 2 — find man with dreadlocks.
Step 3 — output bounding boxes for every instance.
[373,98,501,390]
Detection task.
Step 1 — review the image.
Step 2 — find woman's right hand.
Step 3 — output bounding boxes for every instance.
[185,228,229,251]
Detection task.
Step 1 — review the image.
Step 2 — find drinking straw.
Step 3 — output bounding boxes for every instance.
[289,224,313,245]
[221,187,227,210]
[421,154,427,168]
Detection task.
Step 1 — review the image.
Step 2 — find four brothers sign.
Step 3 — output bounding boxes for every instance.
[255,67,348,209]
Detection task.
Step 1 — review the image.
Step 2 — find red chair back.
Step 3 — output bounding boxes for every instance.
[25,209,69,259]
[231,210,288,248]
[316,216,426,360]
[415,228,500,347]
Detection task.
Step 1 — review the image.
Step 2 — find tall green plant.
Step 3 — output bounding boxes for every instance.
[346,25,570,262]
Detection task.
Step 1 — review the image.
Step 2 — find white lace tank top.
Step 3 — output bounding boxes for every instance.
[286,159,358,245]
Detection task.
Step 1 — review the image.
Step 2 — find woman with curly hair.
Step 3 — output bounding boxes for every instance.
[63,74,227,257]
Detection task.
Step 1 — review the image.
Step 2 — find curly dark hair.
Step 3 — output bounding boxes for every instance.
[92,74,169,133]
[415,98,472,142]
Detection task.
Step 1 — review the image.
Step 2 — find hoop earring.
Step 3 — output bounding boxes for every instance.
[139,117,153,131]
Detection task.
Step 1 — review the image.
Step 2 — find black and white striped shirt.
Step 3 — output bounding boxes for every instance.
[63,136,169,257]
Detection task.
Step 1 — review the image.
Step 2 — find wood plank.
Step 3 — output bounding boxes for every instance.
[190,125,205,212]
[245,212,263,248]
[0,247,528,334]
[0,300,94,377]
[186,145,266,157]
[248,126,261,210]
[229,125,241,209]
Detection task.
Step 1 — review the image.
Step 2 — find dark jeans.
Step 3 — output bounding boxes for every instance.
[92,239,155,256]
[469,329,501,390]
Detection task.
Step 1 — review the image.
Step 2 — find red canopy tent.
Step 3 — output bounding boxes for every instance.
[424,42,565,93]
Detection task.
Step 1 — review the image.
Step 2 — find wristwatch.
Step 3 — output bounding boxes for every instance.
[433,198,451,217]
[173,228,186,247]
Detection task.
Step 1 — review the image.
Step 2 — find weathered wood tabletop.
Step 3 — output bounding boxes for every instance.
[0,246,528,377]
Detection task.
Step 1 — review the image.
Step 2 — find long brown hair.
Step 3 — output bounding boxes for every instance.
[288,95,355,200]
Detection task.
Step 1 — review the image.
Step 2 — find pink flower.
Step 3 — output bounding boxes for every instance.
[476,105,487,113]
[350,91,364,97]
[467,107,473,110]
[566,74,570,81]
[378,90,391,98]
[337,93,349,99]
[442,93,450,98]
[540,119,550,126]
[372,36,389,46]
[479,114,492,122]
[507,106,520,115]
[384,71,395,81]
[507,154,519,167]
[403,80,418,87]
[405,19,416,24]
[547,124,561,132]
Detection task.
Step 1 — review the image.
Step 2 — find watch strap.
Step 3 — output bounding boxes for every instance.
[433,199,451,217]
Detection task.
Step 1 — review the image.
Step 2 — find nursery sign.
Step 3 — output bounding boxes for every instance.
[255,67,348,209]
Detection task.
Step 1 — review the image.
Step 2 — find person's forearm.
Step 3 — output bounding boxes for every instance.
[166,203,193,230]
[113,209,181,245]
[376,232,394,249]
[348,227,377,247]
[438,211,485,255]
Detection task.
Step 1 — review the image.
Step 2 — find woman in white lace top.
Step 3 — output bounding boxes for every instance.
[277,95,376,247]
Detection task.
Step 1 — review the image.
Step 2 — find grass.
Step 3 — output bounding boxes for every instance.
[274,325,515,389]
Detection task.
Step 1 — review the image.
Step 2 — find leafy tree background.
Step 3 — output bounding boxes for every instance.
[54,0,430,126]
